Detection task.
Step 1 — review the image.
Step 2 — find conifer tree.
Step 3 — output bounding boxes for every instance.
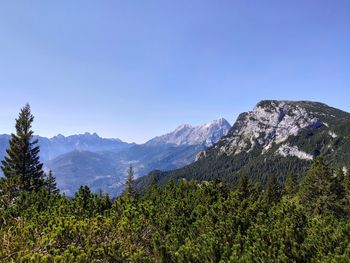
[333,168,345,199]
[298,158,341,215]
[145,175,160,200]
[344,167,350,197]
[125,164,135,197]
[1,104,44,195]
[264,174,281,204]
[45,170,59,195]
[237,174,251,200]
[74,185,93,216]
[284,172,298,196]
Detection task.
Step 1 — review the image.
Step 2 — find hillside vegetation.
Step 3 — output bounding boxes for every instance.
[1,159,350,262]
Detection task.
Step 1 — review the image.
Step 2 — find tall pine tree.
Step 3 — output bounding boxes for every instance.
[1,104,44,194]
[284,172,299,197]
[124,164,135,197]
[45,170,59,195]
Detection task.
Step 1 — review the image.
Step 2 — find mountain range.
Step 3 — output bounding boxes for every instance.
[2,100,349,196]
[0,133,132,162]
[0,118,231,196]
[136,100,350,191]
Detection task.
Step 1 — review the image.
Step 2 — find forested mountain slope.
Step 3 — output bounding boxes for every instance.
[136,100,350,190]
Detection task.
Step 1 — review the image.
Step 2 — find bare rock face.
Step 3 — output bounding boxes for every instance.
[146,118,231,147]
[195,150,207,161]
[276,144,313,160]
[217,101,322,158]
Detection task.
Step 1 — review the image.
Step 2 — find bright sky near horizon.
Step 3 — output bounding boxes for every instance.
[0,1,349,143]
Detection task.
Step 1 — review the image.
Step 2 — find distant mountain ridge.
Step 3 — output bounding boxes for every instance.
[0,118,231,196]
[136,100,350,191]
[38,132,134,161]
[0,132,133,162]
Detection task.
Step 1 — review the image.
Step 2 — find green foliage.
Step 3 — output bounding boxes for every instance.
[298,158,345,216]
[124,164,136,198]
[263,174,282,204]
[1,104,45,196]
[2,158,350,262]
[44,170,59,195]
[284,172,299,197]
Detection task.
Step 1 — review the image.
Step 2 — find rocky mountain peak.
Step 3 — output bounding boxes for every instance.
[213,100,340,159]
[141,100,350,195]
[146,118,231,147]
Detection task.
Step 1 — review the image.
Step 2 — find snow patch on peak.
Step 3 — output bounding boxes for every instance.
[276,144,313,160]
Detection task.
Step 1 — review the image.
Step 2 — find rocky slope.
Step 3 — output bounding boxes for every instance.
[136,100,350,191]
[146,118,231,147]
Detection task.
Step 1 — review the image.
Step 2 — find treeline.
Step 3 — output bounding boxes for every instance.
[1,105,350,262]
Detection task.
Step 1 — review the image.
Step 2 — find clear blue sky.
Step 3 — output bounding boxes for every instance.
[0,1,349,143]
